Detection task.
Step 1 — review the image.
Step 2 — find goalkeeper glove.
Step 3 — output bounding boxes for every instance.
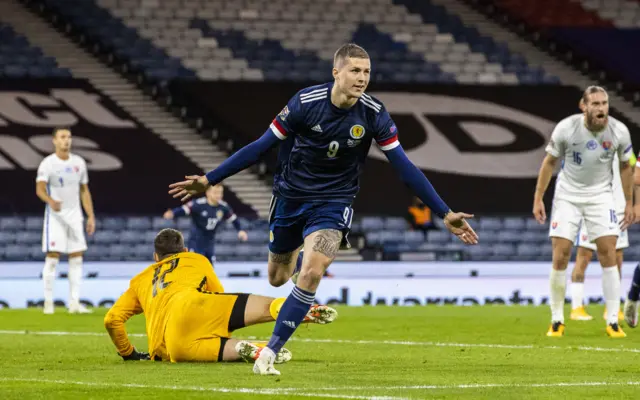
[121,347,150,361]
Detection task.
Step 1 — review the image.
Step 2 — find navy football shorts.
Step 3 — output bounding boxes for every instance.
[268,195,353,254]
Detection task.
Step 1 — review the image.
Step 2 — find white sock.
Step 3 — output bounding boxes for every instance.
[549,268,567,323]
[570,282,584,310]
[602,266,621,325]
[42,257,58,305]
[68,256,83,308]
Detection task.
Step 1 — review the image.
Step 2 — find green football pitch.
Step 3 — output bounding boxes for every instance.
[0,306,639,399]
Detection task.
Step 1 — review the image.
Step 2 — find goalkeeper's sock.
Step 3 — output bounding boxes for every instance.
[42,256,58,305]
[628,264,640,301]
[266,286,314,354]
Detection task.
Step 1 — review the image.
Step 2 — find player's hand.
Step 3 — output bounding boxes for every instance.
[121,348,150,361]
[238,230,248,242]
[443,211,478,245]
[621,203,634,231]
[168,175,209,202]
[532,199,546,224]
[49,199,62,212]
[163,209,174,220]
[86,217,96,236]
[634,205,640,224]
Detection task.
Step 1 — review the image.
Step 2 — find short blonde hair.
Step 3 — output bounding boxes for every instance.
[581,85,607,105]
[333,43,369,70]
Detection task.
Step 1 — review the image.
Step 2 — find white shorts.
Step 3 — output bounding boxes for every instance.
[549,198,619,243]
[575,211,628,251]
[42,209,87,254]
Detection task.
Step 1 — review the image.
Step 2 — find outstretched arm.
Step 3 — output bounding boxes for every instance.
[384,145,450,218]
[384,145,478,244]
[169,130,281,201]
[104,288,145,360]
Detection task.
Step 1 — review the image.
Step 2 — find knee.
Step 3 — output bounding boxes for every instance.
[552,250,571,269]
[596,245,616,262]
[267,265,289,287]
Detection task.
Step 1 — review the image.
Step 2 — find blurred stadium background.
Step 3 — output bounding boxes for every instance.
[1,0,640,308]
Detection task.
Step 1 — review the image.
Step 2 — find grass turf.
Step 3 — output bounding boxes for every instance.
[0,305,639,399]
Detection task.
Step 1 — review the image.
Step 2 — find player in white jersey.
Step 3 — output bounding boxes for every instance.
[569,149,637,321]
[35,128,96,314]
[533,86,634,338]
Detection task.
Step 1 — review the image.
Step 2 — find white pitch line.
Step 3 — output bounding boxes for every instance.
[313,380,640,391]
[2,329,640,355]
[0,378,409,400]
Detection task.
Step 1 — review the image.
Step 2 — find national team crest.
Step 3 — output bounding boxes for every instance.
[602,141,612,150]
[552,222,558,229]
[350,125,365,139]
[216,210,224,219]
[278,105,290,121]
[581,234,588,242]
[390,125,397,134]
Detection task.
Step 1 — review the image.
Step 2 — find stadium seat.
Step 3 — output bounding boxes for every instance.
[127,217,152,231]
[478,217,502,230]
[16,232,41,244]
[385,217,408,231]
[176,218,192,230]
[102,217,126,231]
[426,230,450,244]
[93,230,120,245]
[0,217,25,231]
[361,217,384,232]
[0,232,17,248]
[25,217,43,231]
[152,217,175,230]
[120,230,144,244]
[503,217,525,230]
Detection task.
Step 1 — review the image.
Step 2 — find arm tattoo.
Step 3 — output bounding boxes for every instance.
[312,229,342,259]
[269,251,294,265]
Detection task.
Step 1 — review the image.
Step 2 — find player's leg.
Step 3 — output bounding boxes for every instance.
[612,227,628,321]
[547,198,582,336]
[67,216,90,314]
[623,262,640,328]
[257,230,341,375]
[42,212,67,314]
[586,201,624,336]
[42,251,59,314]
[266,197,305,287]
[571,245,594,321]
[268,247,302,287]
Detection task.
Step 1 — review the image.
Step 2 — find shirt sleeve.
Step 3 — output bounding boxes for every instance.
[80,158,89,185]
[178,201,194,216]
[373,108,400,152]
[36,158,49,183]
[545,122,566,158]
[269,93,303,140]
[104,287,143,357]
[617,124,633,163]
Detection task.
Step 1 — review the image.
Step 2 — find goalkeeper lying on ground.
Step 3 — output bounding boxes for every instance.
[104,228,337,362]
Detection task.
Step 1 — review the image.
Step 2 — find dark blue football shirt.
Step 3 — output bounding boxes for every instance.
[269,82,399,203]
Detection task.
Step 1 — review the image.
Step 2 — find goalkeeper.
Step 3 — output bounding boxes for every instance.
[105,228,337,363]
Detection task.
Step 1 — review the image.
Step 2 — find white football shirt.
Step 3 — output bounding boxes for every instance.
[36,153,88,218]
[546,114,632,203]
